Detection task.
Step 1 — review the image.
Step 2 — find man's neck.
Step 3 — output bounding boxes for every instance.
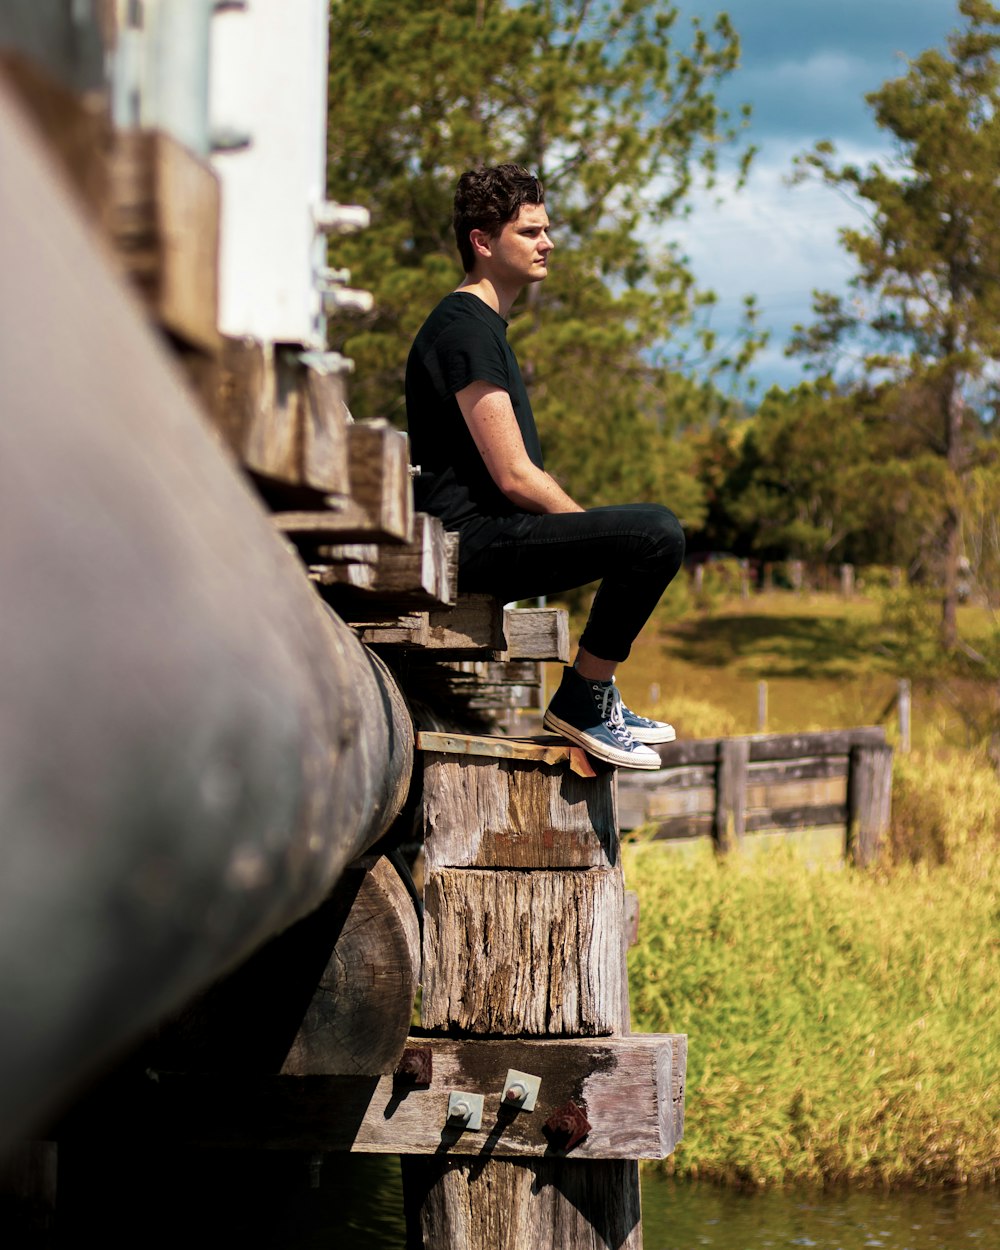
[454,273,520,319]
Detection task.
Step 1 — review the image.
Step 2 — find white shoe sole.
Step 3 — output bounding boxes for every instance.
[542,712,662,770]
[629,725,676,745]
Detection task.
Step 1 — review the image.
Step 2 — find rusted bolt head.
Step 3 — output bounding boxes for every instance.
[543,1099,591,1152]
[394,1046,432,1086]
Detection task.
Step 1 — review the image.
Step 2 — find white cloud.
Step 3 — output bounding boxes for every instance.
[655,140,885,393]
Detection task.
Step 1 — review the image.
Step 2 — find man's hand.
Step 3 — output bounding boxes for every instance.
[455,381,584,514]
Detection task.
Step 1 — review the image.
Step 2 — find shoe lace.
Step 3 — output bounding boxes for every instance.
[595,683,635,746]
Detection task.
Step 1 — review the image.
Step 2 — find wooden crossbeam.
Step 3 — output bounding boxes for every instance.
[55,1035,685,1161]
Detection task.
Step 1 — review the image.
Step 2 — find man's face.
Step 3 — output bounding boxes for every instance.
[487,202,554,287]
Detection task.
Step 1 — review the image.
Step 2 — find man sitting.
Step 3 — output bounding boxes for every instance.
[405,164,684,769]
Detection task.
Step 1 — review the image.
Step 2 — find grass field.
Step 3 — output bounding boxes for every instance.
[607,590,997,749]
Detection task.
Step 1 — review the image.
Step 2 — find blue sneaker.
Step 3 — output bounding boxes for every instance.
[543,667,661,770]
[615,681,676,744]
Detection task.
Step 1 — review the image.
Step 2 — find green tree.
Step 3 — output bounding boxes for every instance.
[326,0,757,518]
[792,0,1000,648]
[726,382,872,564]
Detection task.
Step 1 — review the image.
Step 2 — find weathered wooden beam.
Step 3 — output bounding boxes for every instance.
[422,869,626,1036]
[281,855,420,1077]
[54,1035,685,1161]
[211,338,352,495]
[356,612,430,648]
[501,606,570,662]
[714,738,749,851]
[346,420,413,543]
[329,513,455,609]
[417,730,597,778]
[423,750,617,869]
[649,727,887,769]
[425,593,506,653]
[272,421,412,544]
[0,85,413,1146]
[106,128,220,353]
[847,743,893,866]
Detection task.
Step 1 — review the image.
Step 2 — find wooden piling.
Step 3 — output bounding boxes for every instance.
[401,736,680,1249]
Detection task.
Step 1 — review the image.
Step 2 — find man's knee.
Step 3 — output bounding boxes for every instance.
[638,505,685,574]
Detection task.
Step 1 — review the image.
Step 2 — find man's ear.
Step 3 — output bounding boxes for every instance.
[469,227,493,261]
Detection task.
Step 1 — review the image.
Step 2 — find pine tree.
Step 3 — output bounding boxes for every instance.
[325,0,757,517]
[792,0,1000,648]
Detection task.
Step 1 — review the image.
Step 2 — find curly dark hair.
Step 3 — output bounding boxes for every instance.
[453,164,545,273]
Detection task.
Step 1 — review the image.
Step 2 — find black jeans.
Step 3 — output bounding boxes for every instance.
[457,504,685,662]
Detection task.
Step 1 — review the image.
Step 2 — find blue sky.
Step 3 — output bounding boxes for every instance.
[668,0,963,398]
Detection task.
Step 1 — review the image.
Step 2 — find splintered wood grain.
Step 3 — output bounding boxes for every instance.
[423,754,618,869]
[421,869,626,1036]
[401,1157,642,1250]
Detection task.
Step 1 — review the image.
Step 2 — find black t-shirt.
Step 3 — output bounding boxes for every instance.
[405,292,543,560]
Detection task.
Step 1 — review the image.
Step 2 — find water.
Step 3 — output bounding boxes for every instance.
[641,1178,1000,1250]
[327,1157,1000,1249]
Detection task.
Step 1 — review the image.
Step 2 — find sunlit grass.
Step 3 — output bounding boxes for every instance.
[627,828,1000,1187]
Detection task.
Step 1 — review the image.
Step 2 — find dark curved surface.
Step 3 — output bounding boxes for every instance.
[0,81,412,1147]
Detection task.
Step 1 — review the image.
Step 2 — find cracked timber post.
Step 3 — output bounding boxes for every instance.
[401,736,687,1249]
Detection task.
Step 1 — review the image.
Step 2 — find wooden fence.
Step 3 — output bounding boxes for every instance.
[617,728,893,865]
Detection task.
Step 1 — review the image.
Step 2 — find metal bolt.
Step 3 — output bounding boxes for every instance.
[446,1090,484,1130]
[501,1069,541,1112]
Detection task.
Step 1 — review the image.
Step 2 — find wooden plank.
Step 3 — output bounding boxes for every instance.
[302,367,351,494]
[744,803,847,832]
[212,339,351,494]
[425,592,506,653]
[654,739,719,767]
[745,776,847,811]
[650,813,715,841]
[373,511,453,606]
[346,420,413,544]
[421,868,627,1036]
[309,560,377,590]
[107,130,220,352]
[57,1035,681,1163]
[652,729,886,769]
[331,513,454,609]
[848,743,893,866]
[747,727,886,761]
[501,608,570,662]
[647,785,715,821]
[423,753,617,869]
[417,731,597,778]
[357,613,429,648]
[746,755,849,785]
[715,737,749,852]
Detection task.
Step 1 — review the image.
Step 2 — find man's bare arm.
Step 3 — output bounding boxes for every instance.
[455,381,584,514]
